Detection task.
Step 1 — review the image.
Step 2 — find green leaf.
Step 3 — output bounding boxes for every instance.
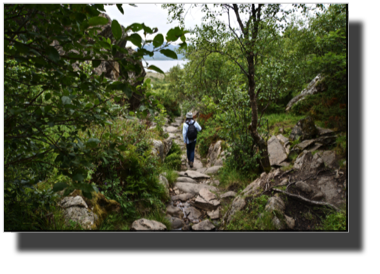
[117,145,128,151]
[45,93,52,100]
[153,34,164,48]
[128,33,142,48]
[14,42,29,54]
[111,20,122,40]
[61,96,72,105]
[88,16,109,26]
[147,65,164,74]
[82,190,92,199]
[160,49,177,59]
[116,4,124,14]
[92,59,101,67]
[86,138,100,148]
[72,170,87,182]
[46,46,60,62]
[53,182,68,192]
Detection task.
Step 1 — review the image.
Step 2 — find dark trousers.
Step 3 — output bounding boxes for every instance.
[186,141,196,162]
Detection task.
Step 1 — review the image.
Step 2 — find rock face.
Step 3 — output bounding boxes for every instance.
[289,116,319,141]
[286,74,326,111]
[131,219,167,230]
[265,196,286,213]
[192,219,215,231]
[207,141,223,167]
[268,136,288,166]
[205,165,223,174]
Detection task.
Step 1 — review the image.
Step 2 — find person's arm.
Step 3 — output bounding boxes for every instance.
[195,122,202,132]
[183,123,187,144]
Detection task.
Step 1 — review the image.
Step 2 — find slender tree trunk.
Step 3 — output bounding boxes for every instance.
[247,56,271,172]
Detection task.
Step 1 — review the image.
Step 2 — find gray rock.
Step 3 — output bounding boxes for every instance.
[289,116,319,141]
[131,218,167,230]
[166,126,179,133]
[317,176,342,206]
[205,165,223,174]
[60,196,88,209]
[310,153,324,170]
[295,181,313,193]
[196,167,208,173]
[320,150,337,168]
[184,206,202,221]
[158,174,169,197]
[317,126,335,136]
[166,205,184,218]
[171,193,194,202]
[272,216,286,230]
[62,206,96,229]
[295,139,317,151]
[276,134,289,145]
[207,140,222,167]
[265,196,286,213]
[168,217,185,230]
[220,191,237,200]
[207,208,220,219]
[227,196,246,223]
[294,151,309,170]
[194,188,221,211]
[192,219,215,231]
[178,170,211,179]
[151,140,164,161]
[311,192,324,200]
[176,176,197,183]
[163,137,173,159]
[175,182,217,195]
[268,136,288,166]
[285,215,295,229]
[286,74,326,111]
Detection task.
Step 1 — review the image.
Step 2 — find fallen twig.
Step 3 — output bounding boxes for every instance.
[271,187,339,211]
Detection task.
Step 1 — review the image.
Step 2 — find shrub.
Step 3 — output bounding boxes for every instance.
[164,142,182,170]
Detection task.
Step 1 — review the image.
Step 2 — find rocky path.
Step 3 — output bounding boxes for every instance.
[162,117,227,231]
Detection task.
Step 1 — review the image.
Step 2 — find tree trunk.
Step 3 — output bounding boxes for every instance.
[247,57,271,172]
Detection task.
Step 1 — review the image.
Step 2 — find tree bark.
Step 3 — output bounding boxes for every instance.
[247,56,271,172]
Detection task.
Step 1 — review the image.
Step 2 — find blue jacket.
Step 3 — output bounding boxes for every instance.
[182,119,202,144]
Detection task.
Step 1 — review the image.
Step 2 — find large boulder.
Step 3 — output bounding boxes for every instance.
[289,116,319,141]
[207,141,223,167]
[59,196,97,230]
[192,219,215,231]
[131,219,167,231]
[286,74,326,111]
[268,136,288,166]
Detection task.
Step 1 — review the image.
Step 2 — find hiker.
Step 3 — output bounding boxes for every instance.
[183,112,202,168]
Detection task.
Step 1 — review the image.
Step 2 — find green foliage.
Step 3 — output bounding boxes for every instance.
[4,4,187,230]
[226,195,276,230]
[162,169,178,187]
[317,209,347,230]
[217,167,256,192]
[164,142,182,171]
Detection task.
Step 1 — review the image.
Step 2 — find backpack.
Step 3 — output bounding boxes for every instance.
[186,120,198,142]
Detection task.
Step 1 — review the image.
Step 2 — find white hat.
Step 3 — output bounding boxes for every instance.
[186,112,193,119]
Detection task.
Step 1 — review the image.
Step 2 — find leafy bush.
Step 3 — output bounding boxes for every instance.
[317,209,347,230]
[164,142,182,170]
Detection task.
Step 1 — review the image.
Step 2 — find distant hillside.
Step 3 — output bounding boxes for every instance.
[134,44,186,60]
